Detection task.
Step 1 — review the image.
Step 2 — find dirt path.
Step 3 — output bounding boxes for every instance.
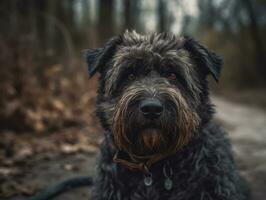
[6,96,266,200]
[213,97,266,200]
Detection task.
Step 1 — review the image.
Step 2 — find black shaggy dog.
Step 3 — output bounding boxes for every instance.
[83,31,250,200]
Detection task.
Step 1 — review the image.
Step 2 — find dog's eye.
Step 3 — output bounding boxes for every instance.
[128,73,136,81]
[167,73,177,80]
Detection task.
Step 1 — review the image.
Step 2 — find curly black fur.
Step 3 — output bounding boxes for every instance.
[85,31,250,200]
[92,123,250,200]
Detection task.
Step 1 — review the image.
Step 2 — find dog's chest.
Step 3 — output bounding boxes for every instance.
[118,165,190,200]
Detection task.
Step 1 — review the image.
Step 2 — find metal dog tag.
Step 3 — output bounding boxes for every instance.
[144,176,153,186]
[164,178,173,190]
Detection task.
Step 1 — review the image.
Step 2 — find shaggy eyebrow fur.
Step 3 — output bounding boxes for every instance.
[104,31,200,96]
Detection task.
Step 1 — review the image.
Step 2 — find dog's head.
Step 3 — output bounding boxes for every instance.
[83,31,223,167]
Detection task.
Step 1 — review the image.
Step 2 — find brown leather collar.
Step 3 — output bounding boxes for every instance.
[113,151,149,173]
[113,150,170,173]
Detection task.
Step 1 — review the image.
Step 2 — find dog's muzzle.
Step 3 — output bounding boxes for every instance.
[112,82,199,171]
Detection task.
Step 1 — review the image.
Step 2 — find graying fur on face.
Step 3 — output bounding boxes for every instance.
[104,31,202,104]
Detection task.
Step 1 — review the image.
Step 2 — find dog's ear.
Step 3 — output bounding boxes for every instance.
[183,37,223,82]
[82,36,122,78]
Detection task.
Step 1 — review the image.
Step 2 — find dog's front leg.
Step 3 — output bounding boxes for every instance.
[168,173,249,200]
[91,137,128,200]
[91,161,124,200]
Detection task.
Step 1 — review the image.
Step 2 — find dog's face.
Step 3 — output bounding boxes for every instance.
[84,31,222,164]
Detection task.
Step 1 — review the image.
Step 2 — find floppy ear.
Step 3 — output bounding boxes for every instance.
[82,35,122,78]
[183,37,223,82]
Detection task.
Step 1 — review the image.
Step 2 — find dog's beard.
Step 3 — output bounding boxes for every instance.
[132,128,168,156]
[112,85,199,166]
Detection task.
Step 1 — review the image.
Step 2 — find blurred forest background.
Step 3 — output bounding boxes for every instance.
[0,0,266,200]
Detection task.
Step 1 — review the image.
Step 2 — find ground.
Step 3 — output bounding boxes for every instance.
[213,96,266,200]
[1,95,266,200]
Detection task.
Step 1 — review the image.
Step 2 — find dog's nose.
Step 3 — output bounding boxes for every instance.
[140,98,163,119]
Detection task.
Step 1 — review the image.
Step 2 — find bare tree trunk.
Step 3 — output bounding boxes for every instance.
[157,0,167,32]
[124,0,133,30]
[123,0,142,32]
[98,0,114,43]
[242,0,266,74]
